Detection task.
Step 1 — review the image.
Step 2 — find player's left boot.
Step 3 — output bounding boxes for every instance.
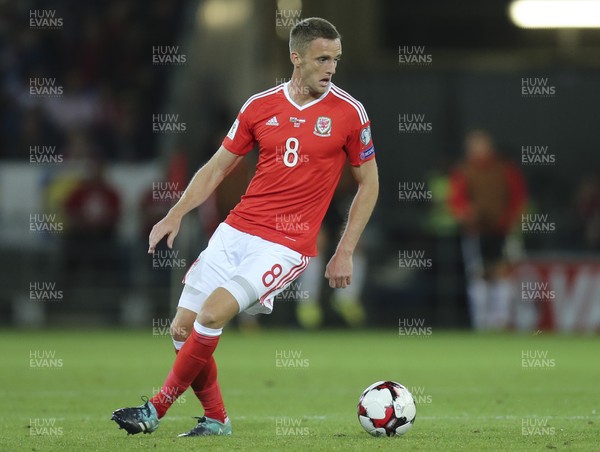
[178,416,232,437]
[111,397,159,435]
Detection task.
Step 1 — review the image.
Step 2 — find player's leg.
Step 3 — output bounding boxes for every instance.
[148,228,241,424]
[112,224,236,435]
[111,289,237,436]
[171,296,228,424]
[142,225,251,433]
[112,225,309,437]
[170,307,196,347]
[461,233,487,330]
[482,235,512,330]
[147,286,237,437]
[153,287,238,405]
[176,234,310,437]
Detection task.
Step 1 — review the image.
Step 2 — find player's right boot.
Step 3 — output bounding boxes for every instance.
[178,416,232,437]
[111,397,160,435]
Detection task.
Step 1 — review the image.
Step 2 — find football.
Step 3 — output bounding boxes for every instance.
[357,380,416,436]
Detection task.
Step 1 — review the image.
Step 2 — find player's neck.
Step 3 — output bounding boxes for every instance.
[287,75,321,106]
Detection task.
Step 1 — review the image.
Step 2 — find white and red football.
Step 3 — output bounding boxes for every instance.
[357,380,416,436]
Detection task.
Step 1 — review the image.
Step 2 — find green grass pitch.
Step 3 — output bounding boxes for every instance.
[1,329,597,451]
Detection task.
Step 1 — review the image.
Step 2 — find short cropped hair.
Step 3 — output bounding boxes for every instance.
[289,17,341,55]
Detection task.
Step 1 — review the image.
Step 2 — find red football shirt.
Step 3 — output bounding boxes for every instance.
[222,82,375,256]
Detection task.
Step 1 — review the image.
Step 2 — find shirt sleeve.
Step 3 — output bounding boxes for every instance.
[222,103,255,156]
[345,115,376,166]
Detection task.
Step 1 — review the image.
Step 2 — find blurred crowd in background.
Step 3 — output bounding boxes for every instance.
[1,0,184,161]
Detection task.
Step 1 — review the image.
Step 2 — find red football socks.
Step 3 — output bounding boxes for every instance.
[173,347,227,423]
[194,357,227,423]
[150,328,220,418]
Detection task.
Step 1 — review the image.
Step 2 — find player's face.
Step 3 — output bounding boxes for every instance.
[297,38,341,96]
[466,132,495,161]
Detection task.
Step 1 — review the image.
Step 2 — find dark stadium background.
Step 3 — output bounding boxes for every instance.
[1,0,598,332]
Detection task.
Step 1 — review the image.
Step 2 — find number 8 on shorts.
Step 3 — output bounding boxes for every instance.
[262,264,283,287]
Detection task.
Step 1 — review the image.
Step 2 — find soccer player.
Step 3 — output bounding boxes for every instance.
[449,130,526,329]
[111,17,378,437]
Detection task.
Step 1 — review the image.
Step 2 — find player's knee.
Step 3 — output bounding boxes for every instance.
[170,318,192,341]
[197,307,225,329]
[196,287,240,329]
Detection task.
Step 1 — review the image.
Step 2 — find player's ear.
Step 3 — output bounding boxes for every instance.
[290,51,302,68]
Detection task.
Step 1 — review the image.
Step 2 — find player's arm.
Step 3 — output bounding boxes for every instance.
[325,158,379,288]
[148,145,243,253]
[448,168,471,224]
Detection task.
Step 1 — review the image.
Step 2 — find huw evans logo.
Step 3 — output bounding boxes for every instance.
[398,250,432,269]
[398,181,433,201]
[29,350,63,369]
[521,145,555,165]
[29,10,63,29]
[521,77,556,97]
[275,9,303,28]
[152,114,186,133]
[151,318,188,337]
[276,77,310,96]
[275,350,309,368]
[275,143,309,166]
[29,418,63,436]
[521,281,555,302]
[275,417,309,436]
[398,113,432,133]
[275,213,309,233]
[409,386,432,404]
[30,146,63,165]
[152,386,187,404]
[152,182,184,201]
[29,282,63,302]
[29,78,63,97]
[398,46,432,65]
[152,250,186,269]
[398,318,432,336]
[30,214,63,233]
[521,214,555,233]
[276,281,310,301]
[152,46,186,65]
[521,418,555,436]
[521,350,556,369]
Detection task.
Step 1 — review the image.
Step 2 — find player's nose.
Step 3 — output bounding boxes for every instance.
[326,60,336,75]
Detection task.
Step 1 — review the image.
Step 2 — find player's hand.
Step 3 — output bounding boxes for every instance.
[148,213,182,254]
[325,251,353,289]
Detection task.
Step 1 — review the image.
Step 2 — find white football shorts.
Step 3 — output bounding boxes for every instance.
[178,222,310,315]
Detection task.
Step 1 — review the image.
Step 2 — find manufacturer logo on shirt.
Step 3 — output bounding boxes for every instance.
[266,116,279,126]
[313,116,332,137]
